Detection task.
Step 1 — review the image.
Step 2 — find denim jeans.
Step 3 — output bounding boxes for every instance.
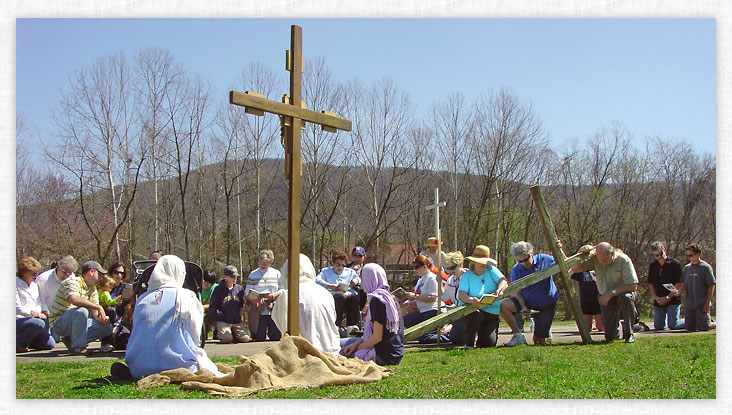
[50,307,113,349]
[16,317,56,350]
[653,304,685,330]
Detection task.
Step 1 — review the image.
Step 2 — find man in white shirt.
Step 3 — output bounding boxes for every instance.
[35,255,78,312]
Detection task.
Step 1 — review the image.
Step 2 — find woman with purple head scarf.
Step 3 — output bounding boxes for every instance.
[340,263,403,365]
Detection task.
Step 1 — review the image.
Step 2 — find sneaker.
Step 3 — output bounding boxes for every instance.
[339,326,348,338]
[625,334,635,344]
[100,344,115,353]
[504,332,527,347]
[345,325,360,336]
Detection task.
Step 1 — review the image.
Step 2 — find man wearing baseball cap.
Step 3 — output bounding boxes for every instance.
[49,261,113,355]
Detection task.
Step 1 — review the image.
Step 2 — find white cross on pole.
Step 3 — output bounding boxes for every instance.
[425,188,446,344]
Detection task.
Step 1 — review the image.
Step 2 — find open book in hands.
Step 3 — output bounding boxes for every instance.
[662,283,679,294]
[478,293,499,305]
[391,287,408,302]
[247,289,271,301]
[336,282,350,292]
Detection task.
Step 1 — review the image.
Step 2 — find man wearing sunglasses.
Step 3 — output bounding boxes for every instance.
[647,241,685,331]
[677,245,715,332]
[36,255,78,316]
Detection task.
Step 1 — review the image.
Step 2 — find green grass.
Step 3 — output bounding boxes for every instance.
[16,333,715,399]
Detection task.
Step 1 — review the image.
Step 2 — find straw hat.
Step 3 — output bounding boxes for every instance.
[424,237,439,248]
[465,245,498,266]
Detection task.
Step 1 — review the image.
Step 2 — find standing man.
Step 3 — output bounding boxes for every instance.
[348,246,367,272]
[245,250,282,342]
[647,241,685,330]
[36,255,78,315]
[500,242,559,346]
[420,237,447,273]
[677,245,715,332]
[348,246,368,315]
[48,261,113,354]
[570,242,639,343]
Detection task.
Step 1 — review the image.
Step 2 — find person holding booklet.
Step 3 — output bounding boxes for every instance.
[316,251,361,335]
[500,241,559,346]
[244,250,282,341]
[402,255,439,329]
[456,245,508,349]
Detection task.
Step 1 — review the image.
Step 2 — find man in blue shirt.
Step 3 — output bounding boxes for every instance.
[500,241,558,346]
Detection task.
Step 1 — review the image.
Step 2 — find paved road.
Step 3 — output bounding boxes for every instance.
[16,324,714,363]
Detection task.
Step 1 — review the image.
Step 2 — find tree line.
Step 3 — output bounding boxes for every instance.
[17,48,716,319]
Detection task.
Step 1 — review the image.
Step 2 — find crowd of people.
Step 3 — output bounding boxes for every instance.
[16,237,715,379]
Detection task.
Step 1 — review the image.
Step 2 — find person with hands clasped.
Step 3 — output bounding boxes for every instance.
[456,245,508,349]
[676,244,716,332]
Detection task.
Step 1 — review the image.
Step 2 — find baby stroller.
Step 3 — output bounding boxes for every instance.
[126,259,207,347]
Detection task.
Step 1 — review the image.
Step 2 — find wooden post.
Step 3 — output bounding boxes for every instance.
[286,25,303,336]
[425,188,446,345]
[529,185,592,344]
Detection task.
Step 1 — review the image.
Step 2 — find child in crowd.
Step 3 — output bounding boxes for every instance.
[97,274,120,352]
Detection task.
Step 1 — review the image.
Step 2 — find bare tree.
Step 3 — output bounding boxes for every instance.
[49,52,145,263]
[134,48,182,254]
[343,77,416,263]
[163,73,212,258]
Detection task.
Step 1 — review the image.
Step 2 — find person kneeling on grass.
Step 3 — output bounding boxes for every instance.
[114,255,223,380]
[457,245,508,349]
[340,263,404,365]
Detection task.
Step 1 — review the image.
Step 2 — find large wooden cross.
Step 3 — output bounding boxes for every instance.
[229,25,351,335]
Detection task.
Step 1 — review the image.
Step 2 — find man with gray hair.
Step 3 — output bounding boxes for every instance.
[647,241,685,330]
[570,242,639,343]
[245,250,282,341]
[500,241,559,346]
[36,255,78,314]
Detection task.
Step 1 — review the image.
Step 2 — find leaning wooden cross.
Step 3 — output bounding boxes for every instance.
[229,25,351,335]
[404,185,593,343]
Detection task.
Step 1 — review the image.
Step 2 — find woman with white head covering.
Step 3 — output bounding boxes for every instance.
[121,255,222,379]
[340,263,404,365]
[271,254,341,356]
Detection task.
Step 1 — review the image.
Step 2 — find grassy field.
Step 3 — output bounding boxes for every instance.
[16,333,715,399]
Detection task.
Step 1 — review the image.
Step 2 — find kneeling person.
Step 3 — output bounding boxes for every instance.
[500,241,558,346]
[209,266,250,343]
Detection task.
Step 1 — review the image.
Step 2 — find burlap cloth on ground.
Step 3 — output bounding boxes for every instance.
[136,335,392,397]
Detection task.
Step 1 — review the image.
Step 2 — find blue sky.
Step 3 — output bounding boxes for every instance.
[16,18,716,156]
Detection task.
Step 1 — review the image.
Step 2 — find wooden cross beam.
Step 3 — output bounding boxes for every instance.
[403,249,596,341]
[229,25,351,336]
[529,185,592,343]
